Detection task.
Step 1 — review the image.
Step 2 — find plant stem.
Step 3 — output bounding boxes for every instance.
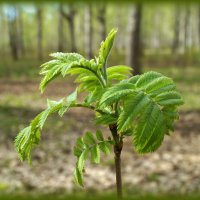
[109,124,123,199]
[72,103,110,115]
[114,142,123,199]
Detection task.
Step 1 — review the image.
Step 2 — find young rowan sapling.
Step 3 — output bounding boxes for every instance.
[15,29,184,199]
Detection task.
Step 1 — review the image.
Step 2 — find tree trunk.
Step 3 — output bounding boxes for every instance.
[17,6,25,57]
[36,6,43,60]
[84,4,93,59]
[172,6,181,54]
[109,124,123,199]
[58,3,64,52]
[7,6,19,60]
[98,4,106,41]
[129,4,143,75]
[69,11,76,52]
[61,5,77,52]
[0,7,5,55]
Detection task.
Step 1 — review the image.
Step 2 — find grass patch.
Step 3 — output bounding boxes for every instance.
[0,58,42,79]
[0,192,200,200]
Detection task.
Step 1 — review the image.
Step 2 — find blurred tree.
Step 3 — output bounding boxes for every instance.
[0,6,6,56]
[1,2,200,66]
[0,10,2,50]
[97,4,106,42]
[61,4,77,52]
[172,6,181,54]
[84,4,93,59]
[36,5,43,60]
[17,5,25,56]
[114,6,126,53]
[198,6,200,49]
[129,4,143,75]
[58,3,64,52]
[184,6,191,52]
[152,9,161,49]
[7,6,20,60]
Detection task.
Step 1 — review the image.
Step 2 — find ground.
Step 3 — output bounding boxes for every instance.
[0,63,200,199]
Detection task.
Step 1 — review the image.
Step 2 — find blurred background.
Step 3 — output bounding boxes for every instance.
[0,1,200,199]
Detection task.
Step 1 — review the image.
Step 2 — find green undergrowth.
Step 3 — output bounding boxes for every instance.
[0,192,200,200]
[0,58,41,79]
[1,52,200,79]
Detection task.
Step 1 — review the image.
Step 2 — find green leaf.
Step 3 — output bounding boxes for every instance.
[73,137,85,157]
[135,71,162,88]
[98,28,117,69]
[145,76,174,94]
[67,90,77,102]
[95,113,117,125]
[15,126,41,163]
[15,95,76,162]
[90,145,100,164]
[40,65,62,93]
[123,129,134,136]
[99,142,111,155]
[133,102,164,153]
[118,92,151,132]
[77,149,89,172]
[107,65,132,75]
[96,130,104,141]
[73,131,114,186]
[128,75,140,84]
[140,112,165,153]
[76,137,85,150]
[73,146,83,157]
[74,167,84,186]
[39,53,89,92]
[38,101,62,129]
[50,52,83,60]
[52,53,83,76]
[101,71,183,153]
[58,90,77,117]
[107,65,132,82]
[30,112,43,131]
[99,82,136,108]
[84,88,103,105]
[39,49,107,94]
[83,132,96,145]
